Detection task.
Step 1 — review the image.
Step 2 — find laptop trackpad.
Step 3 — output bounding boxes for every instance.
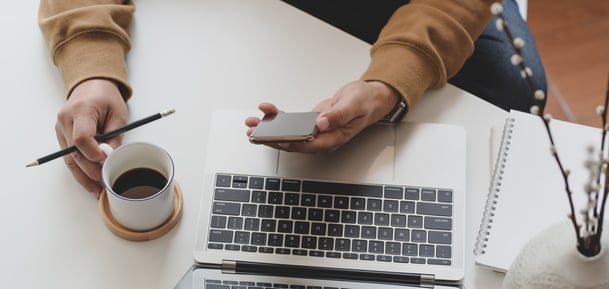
[277,124,395,183]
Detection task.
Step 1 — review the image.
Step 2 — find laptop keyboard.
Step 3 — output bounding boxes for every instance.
[205,278,345,289]
[207,173,453,266]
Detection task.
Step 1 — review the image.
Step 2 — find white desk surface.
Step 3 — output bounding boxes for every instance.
[0,1,508,288]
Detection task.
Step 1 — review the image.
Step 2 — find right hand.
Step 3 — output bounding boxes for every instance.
[55,79,128,198]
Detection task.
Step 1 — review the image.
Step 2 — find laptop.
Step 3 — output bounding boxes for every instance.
[175,109,466,288]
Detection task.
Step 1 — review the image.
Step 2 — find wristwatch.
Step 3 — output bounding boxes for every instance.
[381,96,408,123]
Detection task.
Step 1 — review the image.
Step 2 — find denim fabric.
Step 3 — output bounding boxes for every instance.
[283,0,547,112]
[450,0,547,112]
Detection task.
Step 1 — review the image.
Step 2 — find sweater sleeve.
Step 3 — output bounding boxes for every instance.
[38,0,135,99]
[361,0,496,111]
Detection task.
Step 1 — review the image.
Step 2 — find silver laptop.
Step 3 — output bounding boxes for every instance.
[175,109,466,288]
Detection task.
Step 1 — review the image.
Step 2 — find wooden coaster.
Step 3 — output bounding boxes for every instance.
[99,182,183,242]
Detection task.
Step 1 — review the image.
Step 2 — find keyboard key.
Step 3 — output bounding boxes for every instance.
[234,231,250,244]
[344,225,360,238]
[428,258,451,266]
[352,240,367,252]
[367,199,382,211]
[357,212,373,225]
[386,242,401,255]
[244,218,260,231]
[341,211,357,224]
[317,195,332,208]
[395,229,410,241]
[374,213,390,226]
[400,201,415,214]
[361,226,376,239]
[282,179,301,192]
[232,175,248,188]
[436,245,452,258]
[350,197,366,210]
[285,193,300,205]
[294,221,310,234]
[419,244,434,257]
[213,202,240,215]
[301,194,316,206]
[383,200,399,212]
[420,189,436,201]
[424,216,452,230]
[275,206,290,218]
[384,186,403,199]
[411,258,426,264]
[248,177,264,189]
[417,202,452,217]
[285,235,301,248]
[377,255,392,262]
[408,215,423,228]
[324,210,340,222]
[391,214,407,228]
[268,191,284,204]
[261,219,276,232]
[210,215,227,228]
[251,232,267,245]
[227,217,243,230]
[319,237,334,250]
[308,208,323,221]
[437,190,453,203]
[429,231,452,244]
[291,207,307,220]
[311,223,327,235]
[335,238,351,251]
[209,229,233,243]
[301,236,317,249]
[251,190,267,203]
[404,187,420,200]
[368,241,384,254]
[268,234,283,246]
[378,227,393,240]
[265,178,280,190]
[412,230,427,243]
[215,174,231,187]
[360,254,375,261]
[334,196,349,209]
[278,220,293,233]
[241,204,257,217]
[258,205,274,218]
[328,224,343,237]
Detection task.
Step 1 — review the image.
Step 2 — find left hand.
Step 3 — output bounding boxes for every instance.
[245,80,400,153]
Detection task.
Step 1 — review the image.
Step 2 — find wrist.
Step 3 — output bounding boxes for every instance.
[367,81,408,123]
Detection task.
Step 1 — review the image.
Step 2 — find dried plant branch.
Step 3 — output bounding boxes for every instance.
[490,2,601,254]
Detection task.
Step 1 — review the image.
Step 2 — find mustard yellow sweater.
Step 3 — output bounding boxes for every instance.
[39,0,495,110]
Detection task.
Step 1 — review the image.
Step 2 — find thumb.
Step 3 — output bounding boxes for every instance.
[316,102,357,132]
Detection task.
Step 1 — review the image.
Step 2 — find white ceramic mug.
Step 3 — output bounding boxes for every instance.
[100,142,175,231]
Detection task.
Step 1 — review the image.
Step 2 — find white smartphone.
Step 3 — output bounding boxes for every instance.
[249,112,320,144]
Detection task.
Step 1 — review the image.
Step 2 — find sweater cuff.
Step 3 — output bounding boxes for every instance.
[360,44,440,111]
[54,32,132,100]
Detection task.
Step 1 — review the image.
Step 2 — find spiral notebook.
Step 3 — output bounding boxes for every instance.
[474,109,605,272]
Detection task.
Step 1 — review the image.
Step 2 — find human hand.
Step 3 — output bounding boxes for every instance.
[55,79,128,197]
[246,80,400,153]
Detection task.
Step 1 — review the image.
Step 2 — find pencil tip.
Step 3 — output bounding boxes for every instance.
[160,108,176,117]
[26,161,39,167]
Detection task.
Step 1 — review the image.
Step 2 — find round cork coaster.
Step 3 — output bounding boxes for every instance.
[99,182,183,242]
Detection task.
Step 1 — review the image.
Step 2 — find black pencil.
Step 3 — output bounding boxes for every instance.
[26,108,175,167]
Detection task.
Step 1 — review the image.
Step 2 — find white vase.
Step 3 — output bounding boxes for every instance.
[501,221,609,289]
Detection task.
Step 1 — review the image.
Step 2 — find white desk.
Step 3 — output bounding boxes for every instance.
[0,1,507,288]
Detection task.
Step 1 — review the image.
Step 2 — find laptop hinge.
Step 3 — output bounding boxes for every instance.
[222,259,438,287]
[221,260,237,274]
[420,274,435,288]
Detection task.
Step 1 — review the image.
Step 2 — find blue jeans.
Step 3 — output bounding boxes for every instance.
[283,0,547,112]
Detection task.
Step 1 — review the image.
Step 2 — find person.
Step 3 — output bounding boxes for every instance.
[38,0,547,196]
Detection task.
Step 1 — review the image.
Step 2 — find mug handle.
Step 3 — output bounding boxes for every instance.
[99,143,115,156]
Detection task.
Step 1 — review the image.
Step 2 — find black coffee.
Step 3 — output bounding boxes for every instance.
[112,167,168,199]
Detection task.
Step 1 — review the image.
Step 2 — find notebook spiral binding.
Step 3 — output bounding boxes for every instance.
[473,117,516,256]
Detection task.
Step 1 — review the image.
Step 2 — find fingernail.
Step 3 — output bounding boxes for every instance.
[317,117,330,132]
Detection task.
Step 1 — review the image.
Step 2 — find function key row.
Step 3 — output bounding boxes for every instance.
[215,174,452,203]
